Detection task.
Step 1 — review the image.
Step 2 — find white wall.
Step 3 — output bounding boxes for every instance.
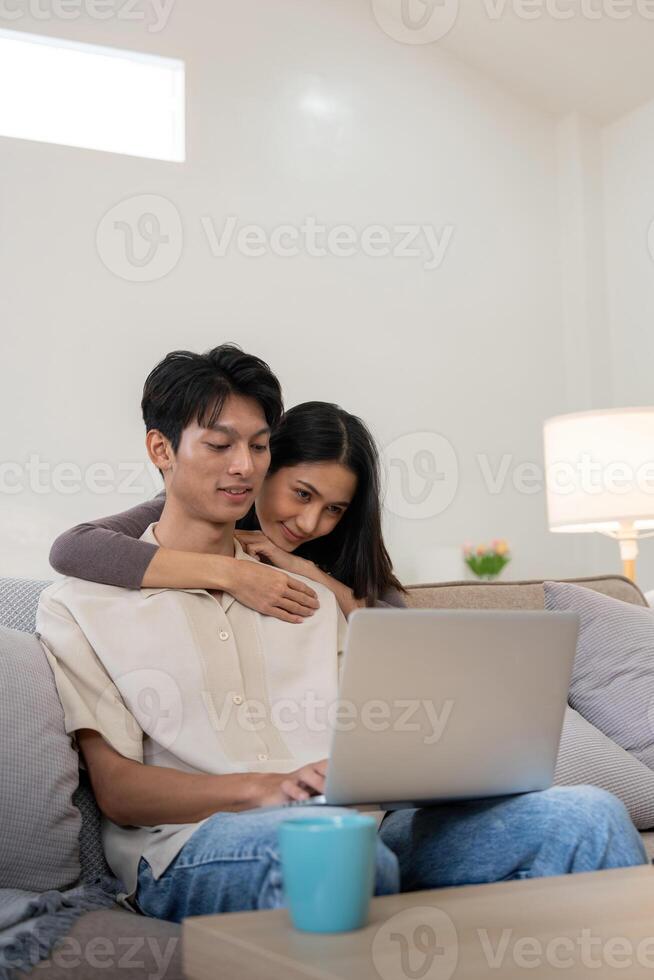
[1,0,602,584]
[603,97,654,408]
[602,96,654,588]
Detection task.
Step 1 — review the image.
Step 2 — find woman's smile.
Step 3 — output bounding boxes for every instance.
[279,521,307,543]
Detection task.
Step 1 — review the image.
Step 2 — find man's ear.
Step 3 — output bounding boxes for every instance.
[146,429,174,476]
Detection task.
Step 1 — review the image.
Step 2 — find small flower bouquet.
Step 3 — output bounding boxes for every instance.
[463,539,511,581]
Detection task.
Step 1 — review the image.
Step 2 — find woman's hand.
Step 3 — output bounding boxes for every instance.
[235,530,363,618]
[235,530,307,574]
[224,553,319,624]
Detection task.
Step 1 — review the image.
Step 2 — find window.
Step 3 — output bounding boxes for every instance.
[0,29,185,161]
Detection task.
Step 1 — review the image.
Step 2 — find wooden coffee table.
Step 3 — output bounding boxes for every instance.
[183,865,654,979]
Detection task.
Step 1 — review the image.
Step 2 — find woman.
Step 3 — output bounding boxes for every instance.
[50,402,406,619]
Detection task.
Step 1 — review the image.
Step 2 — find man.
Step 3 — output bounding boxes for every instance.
[37,344,646,923]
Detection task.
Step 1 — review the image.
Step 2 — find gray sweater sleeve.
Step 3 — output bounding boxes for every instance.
[374,587,407,609]
[555,706,654,830]
[49,493,166,589]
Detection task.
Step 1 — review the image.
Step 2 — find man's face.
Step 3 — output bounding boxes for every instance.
[162,394,271,524]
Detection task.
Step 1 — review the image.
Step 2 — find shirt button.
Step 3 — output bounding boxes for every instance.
[232,694,243,705]
[219,631,230,641]
[257,753,268,762]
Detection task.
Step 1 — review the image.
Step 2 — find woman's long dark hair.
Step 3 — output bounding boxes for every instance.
[238,401,405,603]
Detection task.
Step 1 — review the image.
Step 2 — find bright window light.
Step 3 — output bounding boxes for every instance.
[0,29,185,162]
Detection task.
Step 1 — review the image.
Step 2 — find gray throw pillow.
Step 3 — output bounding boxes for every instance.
[544,581,654,770]
[555,706,654,829]
[0,626,81,890]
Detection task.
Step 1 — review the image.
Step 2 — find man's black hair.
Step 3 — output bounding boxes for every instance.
[141,344,283,451]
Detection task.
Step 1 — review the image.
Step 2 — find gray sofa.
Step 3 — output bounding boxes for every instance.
[0,578,183,980]
[1,571,653,979]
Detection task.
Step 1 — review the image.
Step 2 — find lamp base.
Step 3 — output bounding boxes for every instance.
[618,530,639,583]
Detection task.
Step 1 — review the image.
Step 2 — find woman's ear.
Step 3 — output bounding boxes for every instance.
[146,429,174,476]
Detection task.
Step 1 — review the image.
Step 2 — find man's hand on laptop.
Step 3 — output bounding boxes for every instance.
[251,759,327,806]
[76,731,328,825]
[224,558,320,624]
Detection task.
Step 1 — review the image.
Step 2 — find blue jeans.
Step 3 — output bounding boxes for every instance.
[134,786,647,923]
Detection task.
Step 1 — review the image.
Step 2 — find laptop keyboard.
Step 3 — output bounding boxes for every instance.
[282,795,327,807]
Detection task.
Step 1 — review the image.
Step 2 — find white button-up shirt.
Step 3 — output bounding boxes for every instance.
[36,523,346,897]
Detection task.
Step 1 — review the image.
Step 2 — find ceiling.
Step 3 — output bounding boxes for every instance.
[426,0,654,123]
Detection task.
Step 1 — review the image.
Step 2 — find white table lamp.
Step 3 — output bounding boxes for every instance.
[543,408,654,581]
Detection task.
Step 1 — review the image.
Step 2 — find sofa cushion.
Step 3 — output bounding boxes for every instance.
[0,576,51,633]
[0,577,111,886]
[406,574,647,611]
[0,626,81,891]
[555,707,654,830]
[73,771,114,884]
[544,580,654,770]
[24,907,182,980]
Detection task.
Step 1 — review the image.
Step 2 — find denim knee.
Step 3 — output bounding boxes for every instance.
[374,838,401,896]
[542,784,628,825]
[537,785,646,864]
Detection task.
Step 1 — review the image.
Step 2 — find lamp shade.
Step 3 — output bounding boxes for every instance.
[543,408,654,533]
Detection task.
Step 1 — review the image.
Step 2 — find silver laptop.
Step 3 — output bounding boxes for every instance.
[293,608,578,809]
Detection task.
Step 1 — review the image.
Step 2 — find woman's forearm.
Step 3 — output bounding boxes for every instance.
[142,547,238,591]
[49,495,165,589]
[145,549,321,623]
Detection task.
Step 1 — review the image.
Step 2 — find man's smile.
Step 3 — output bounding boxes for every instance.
[218,486,253,502]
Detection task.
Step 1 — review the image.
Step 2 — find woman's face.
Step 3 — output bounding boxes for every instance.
[255,462,358,551]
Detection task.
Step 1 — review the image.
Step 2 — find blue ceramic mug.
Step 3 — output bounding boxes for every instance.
[278,813,378,933]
